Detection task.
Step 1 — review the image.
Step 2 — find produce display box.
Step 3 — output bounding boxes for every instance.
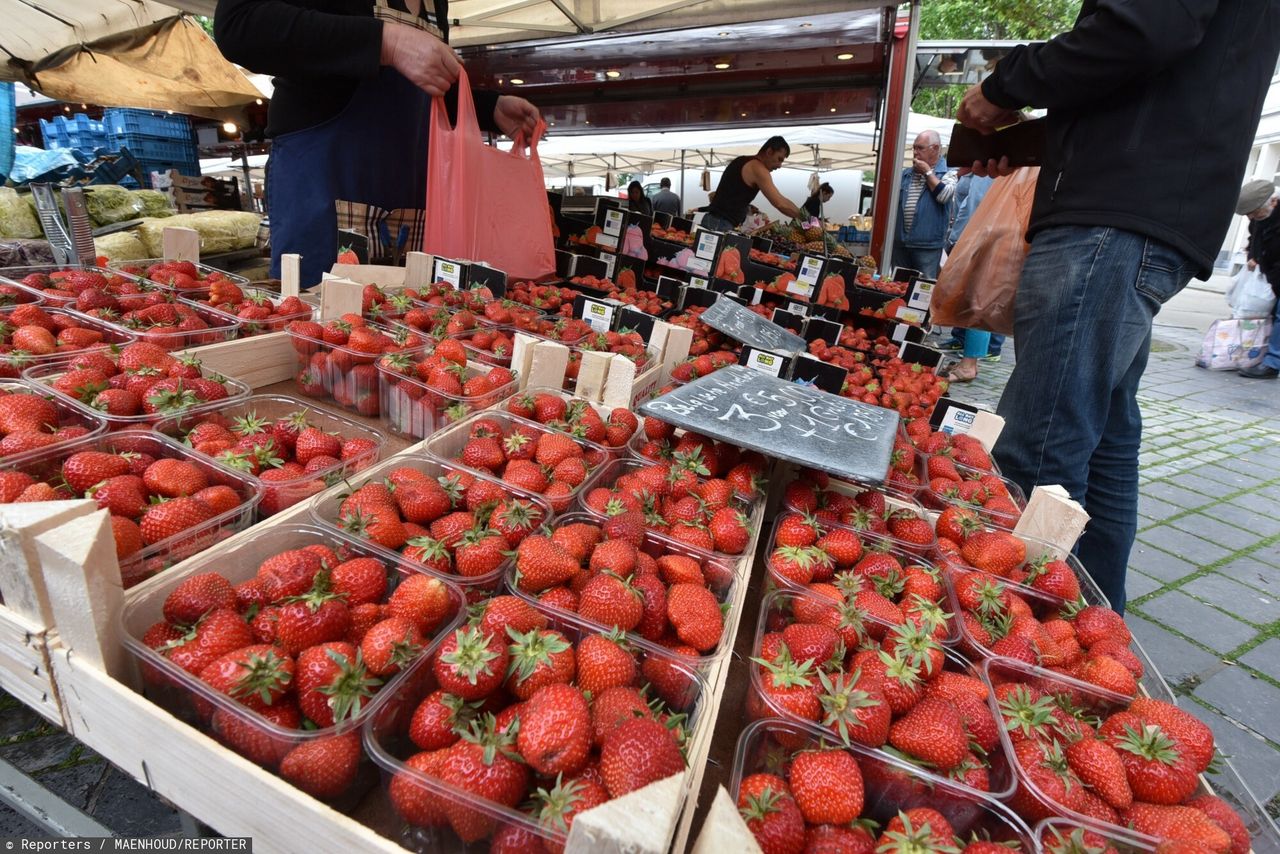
[105,258,251,295]
[149,394,388,519]
[0,264,145,308]
[376,355,516,441]
[193,285,317,337]
[0,304,137,379]
[120,522,465,808]
[285,319,432,417]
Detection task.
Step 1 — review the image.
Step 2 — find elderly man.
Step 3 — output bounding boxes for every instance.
[1238,179,1280,379]
[891,130,956,279]
[652,178,682,217]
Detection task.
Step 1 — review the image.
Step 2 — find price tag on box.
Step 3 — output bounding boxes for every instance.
[739,346,793,377]
[907,278,935,311]
[574,294,618,333]
[788,255,825,298]
[688,275,709,289]
[434,257,465,288]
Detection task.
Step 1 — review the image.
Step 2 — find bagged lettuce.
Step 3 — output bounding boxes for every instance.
[136,210,261,256]
[0,188,42,239]
[94,230,149,262]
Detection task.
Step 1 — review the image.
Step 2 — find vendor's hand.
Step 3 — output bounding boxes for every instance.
[969,156,1019,178]
[1248,259,1258,271]
[381,21,461,97]
[912,157,931,175]
[494,96,541,140]
[957,83,1021,133]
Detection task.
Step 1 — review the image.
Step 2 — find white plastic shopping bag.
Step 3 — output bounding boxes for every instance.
[1226,267,1276,318]
[1195,317,1272,370]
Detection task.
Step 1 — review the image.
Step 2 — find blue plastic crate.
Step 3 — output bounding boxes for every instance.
[115,134,197,165]
[103,108,192,140]
[40,114,108,153]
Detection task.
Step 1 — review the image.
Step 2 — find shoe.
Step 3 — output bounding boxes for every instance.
[1238,364,1279,378]
[937,341,964,351]
[981,353,1002,363]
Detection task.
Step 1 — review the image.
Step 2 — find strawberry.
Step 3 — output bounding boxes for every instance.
[599,717,684,798]
[199,644,295,709]
[886,695,969,770]
[505,627,574,700]
[532,776,609,853]
[577,572,644,631]
[574,632,636,696]
[433,625,508,700]
[737,774,806,854]
[275,579,351,655]
[164,608,254,676]
[878,808,957,854]
[279,731,362,799]
[1121,803,1232,854]
[294,641,380,727]
[1066,736,1134,810]
[788,748,863,825]
[163,572,236,624]
[142,458,209,498]
[517,683,591,776]
[515,535,579,592]
[1187,794,1251,854]
[214,701,300,769]
[361,616,425,677]
[410,690,478,752]
[385,574,454,635]
[62,450,132,494]
[439,718,531,842]
[958,530,1026,576]
[139,496,216,545]
[665,583,722,652]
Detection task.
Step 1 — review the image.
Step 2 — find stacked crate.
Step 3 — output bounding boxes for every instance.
[103,108,200,181]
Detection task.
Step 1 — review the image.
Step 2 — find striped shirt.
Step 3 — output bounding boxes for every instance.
[903,169,958,234]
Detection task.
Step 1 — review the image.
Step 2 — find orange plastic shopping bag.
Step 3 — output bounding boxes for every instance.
[423,69,556,280]
[932,167,1040,336]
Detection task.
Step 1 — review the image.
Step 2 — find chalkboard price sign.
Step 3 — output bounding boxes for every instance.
[702,294,806,354]
[638,365,899,484]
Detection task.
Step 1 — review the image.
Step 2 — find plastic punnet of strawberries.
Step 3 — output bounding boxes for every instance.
[130,529,462,801]
[1,432,256,583]
[370,596,700,848]
[0,281,43,307]
[0,382,100,460]
[734,720,1034,854]
[113,260,240,293]
[504,389,640,450]
[7,265,139,306]
[377,342,517,440]
[286,317,430,416]
[428,413,607,512]
[448,325,517,366]
[0,304,127,377]
[781,469,937,556]
[986,657,1252,853]
[155,401,383,516]
[669,350,739,384]
[915,452,1025,529]
[315,460,551,593]
[509,512,736,655]
[580,456,762,556]
[748,587,1011,796]
[111,299,237,350]
[26,343,243,425]
[195,282,312,335]
[630,418,770,501]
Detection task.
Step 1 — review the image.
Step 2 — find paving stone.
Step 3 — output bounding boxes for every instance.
[1214,454,1279,478]
[1137,526,1236,567]
[1127,543,1201,582]
[0,803,49,837]
[1251,540,1280,568]
[0,730,82,774]
[33,760,106,812]
[1194,706,1280,805]
[1169,469,1255,497]
[1136,591,1257,654]
[0,703,45,743]
[1125,570,1163,600]
[1240,639,1280,682]
[1195,666,1280,744]
[1143,480,1214,509]
[1211,501,1280,537]
[89,768,181,836]
[1170,514,1270,552]
[1137,494,1183,522]
[1217,554,1280,596]
[1180,572,1280,625]
[1124,614,1223,687]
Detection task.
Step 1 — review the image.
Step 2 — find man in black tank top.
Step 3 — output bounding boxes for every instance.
[703,137,804,232]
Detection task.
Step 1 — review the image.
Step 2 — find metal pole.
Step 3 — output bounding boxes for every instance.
[870,0,921,270]
[679,149,686,214]
[239,146,254,212]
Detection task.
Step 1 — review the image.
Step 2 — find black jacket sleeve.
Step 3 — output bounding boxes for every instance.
[982,0,1221,111]
[214,0,384,82]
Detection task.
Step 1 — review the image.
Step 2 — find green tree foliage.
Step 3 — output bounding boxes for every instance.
[196,16,215,37]
[912,0,1081,118]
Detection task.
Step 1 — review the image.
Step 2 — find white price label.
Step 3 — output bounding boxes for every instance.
[937,405,977,437]
[695,230,721,260]
[908,279,935,310]
[897,307,927,325]
[581,300,616,333]
[787,256,823,297]
[745,349,786,376]
[600,253,617,279]
[689,276,709,289]
[891,323,910,343]
[783,301,808,316]
[603,209,624,236]
[434,259,463,288]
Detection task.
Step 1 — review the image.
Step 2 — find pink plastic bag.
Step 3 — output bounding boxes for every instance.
[423,70,555,280]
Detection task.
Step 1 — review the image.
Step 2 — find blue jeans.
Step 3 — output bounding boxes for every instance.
[949,327,1005,355]
[891,244,943,280]
[993,226,1194,613]
[963,329,992,359]
[701,212,736,233]
[1264,295,1280,370]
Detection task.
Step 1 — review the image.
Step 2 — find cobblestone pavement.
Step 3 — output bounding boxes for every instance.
[3,306,1279,835]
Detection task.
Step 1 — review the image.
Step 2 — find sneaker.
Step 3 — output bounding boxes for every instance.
[981,353,1002,363]
[937,340,964,351]
[1239,363,1279,378]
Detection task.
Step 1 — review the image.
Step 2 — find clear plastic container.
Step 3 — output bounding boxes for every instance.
[916,452,1028,530]
[363,597,708,850]
[935,525,1108,608]
[0,280,45,307]
[422,410,609,512]
[506,386,643,454]
[377,357,516,441]
[901,424,1004,477]
[0,304,137,378]
[23,353,252,432]
[308,454,553,598]
[761,517,955,641]
[3,430,260,587]
[1035,818,1157,854]
[120,522,465,806]
[984,657,1280,852]
[781,476,937,556]
[748,587,1014,799]
[0,378,107,465]
[150,394,386,518]
[388,302,459,337]
[0,264,144,307]
[193,286,316,337]
[102,297,242,351]
[944,558,1173,703]
[443,325,518,368]
[505,511,741,667]
[731,718,1034,848]
[286,319,432,417]
[106,258,251,296]
[473,299,547,331]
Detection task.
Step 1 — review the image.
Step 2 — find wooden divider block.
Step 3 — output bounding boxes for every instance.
[569,774,684,854]
[691,786,761,854]
[161,227,201,262]
[577,351,614,403]
[1014,485,1090,558]
[0,499,97,626]
[180,332,297,390]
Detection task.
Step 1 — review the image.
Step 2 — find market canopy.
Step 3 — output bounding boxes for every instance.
[1,2,265,121]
